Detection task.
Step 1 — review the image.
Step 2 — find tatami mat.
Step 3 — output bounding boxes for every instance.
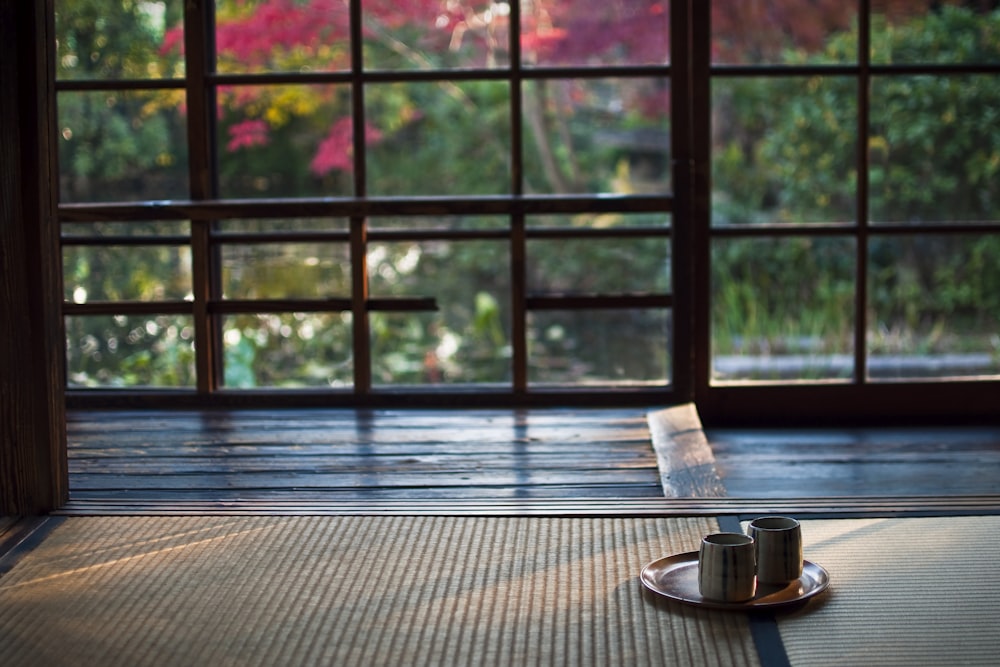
[0,515,758,667]
[778,516,1000,666]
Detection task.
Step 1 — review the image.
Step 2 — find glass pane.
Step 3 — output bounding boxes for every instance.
[64,245,192,302]
[213,0,350,74]
[521,0,670,67]
[528,309,670,385]
[527,238,670,293]
[364,0,508,70]
[368,240,508,297]
[871,1,1000,65]
[65,314,195,387]
[366,81,511,195]
[221,243,351,299]
[711,237,856,383]
[870,75,1000,224]
[712,77,856,226]
[712,1,858,65]
[369,240,511,385]
[217,84,353,198]
[868,235,1000,380]
[58,90,188,203]
[56,0,184,80]
[523,78,670,195]
[217,218,349,233]
[371,310,511,386]
[527,212,670,228]
[222,313,353,388]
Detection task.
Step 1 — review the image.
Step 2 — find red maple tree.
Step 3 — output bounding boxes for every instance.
[162,1,889,177]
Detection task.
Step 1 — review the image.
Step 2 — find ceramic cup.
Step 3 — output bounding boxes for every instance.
[697,532,756,602]
[747,516,803,585]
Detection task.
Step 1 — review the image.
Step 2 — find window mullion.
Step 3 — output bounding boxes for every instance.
[670,0,695,402]
[855,0,872,385]
[185,0,220,393]
[349,0,371,395]
[511,215,527,393]
[690,0,712,402]
[509,0,527,394]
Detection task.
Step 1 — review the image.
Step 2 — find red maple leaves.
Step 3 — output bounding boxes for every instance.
[226,119,271,151]
[522,0,670,66]
[215,0,350,70]
[710,1,855,63]
[163,0,871,176]
[309,117,383,176]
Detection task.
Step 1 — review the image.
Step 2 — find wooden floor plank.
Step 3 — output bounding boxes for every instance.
[54,496,1000,517]
[70,454,656,475]
[70,468,661,489]
[67,407,1000,506]
[68,435,655,452]
[67,407,665,502]
[707,426,1000,498]
[68,484,665,501]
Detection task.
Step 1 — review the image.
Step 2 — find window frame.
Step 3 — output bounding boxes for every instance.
[58,0,687,408]
[693,0,1000,424]
[54,0,1000,421]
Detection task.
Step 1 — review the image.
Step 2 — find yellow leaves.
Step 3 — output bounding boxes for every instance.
[289,93,320,117]
[380,97,420,134]
[987,151,1000,177]
[140,90,184,119]
[869,135,889,158]
[265,106,288,126]
[586,213,622,229]
[611,159,634,195]
[316,44,337,63]
[259,87,322,127]
[822,110,838,131]
[213,82,329,132]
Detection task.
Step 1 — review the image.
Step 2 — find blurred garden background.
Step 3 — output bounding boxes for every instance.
[55,0,1000,389]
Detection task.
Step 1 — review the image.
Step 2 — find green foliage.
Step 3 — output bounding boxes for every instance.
[65,314,196,387]
[56,0,176,80]
[368,239,512,385]
[712,6,1000,376]
[222,313,354,388]
[711,238,855,360]
[60,3,1000,387]
[56,1,187,202]
[64,226,191,302]
[58,90,188,202]
[366,81,511,196]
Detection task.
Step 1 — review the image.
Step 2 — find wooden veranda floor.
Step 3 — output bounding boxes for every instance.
[63,405,1000,508]
[66,407,666,502]
[706,423,1000,498]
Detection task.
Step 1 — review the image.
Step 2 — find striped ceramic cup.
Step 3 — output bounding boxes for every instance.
[747,516,803,585]
[697,532,756,602]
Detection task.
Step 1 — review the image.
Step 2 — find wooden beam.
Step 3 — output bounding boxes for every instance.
[647,403,727,497]
[0,0,67,514]
[52,496,1000,518]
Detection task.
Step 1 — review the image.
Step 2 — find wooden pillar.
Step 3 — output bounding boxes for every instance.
[0,0,67,515]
